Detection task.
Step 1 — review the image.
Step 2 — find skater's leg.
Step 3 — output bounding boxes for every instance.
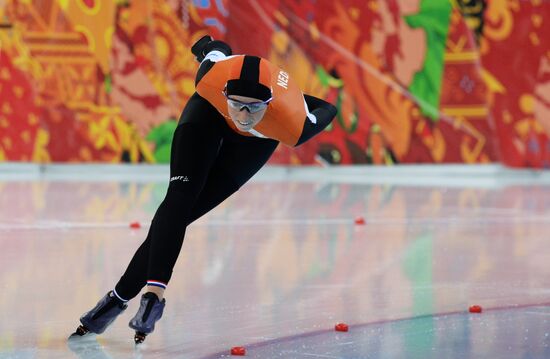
[144,120,222,289]
[72,95,222,339]
[128,135,277,344]
[127,140,221,342]
[186,136,278,224]
[127,96,226,342]
[113,229,151,300]
[113,94,223,301]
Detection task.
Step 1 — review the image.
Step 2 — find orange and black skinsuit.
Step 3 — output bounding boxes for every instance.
[114,39,337,299]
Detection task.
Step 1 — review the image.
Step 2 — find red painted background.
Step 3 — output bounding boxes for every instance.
[0,0,548,167]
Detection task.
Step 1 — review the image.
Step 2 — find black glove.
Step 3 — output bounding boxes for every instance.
[191,35,213,62]
[191,35,232,62]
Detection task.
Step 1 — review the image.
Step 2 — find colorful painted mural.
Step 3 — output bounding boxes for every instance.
[0,0,548,167]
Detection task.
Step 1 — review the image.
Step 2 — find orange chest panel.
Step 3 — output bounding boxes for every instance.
[196,56,307,146]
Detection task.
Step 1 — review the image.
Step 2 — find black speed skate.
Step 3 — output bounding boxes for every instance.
[129,292,166,344]
[69,291,128,339]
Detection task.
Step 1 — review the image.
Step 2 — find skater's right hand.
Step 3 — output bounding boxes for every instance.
[191,35,232,63]
[191,35,213,62]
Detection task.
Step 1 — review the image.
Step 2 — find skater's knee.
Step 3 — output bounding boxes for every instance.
[162,186,195,210]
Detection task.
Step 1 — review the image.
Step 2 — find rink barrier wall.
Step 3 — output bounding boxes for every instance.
[1,163,549,188]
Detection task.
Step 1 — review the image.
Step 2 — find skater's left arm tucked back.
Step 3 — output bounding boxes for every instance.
[191,35,233,85]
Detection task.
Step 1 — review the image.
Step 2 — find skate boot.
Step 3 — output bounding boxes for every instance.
[128,292,166,344]
[69,291,128,339]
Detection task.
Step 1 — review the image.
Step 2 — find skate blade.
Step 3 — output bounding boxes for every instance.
[68,325,96,341]
[134,331,147,345]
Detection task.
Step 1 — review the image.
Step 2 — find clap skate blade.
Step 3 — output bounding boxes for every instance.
[134,331,147,344]
[68,325,95,340]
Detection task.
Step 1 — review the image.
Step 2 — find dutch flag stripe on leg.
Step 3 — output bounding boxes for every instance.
[147,280,167,289]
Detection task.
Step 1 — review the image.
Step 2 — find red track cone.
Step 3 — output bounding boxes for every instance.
[469,305,482,313]
[231,346,246,356]
[335,323,349,332]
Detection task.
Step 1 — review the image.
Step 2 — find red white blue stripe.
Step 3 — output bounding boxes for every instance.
[147,280,167,289]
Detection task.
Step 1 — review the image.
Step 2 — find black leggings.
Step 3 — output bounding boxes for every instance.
[115,93,278,300]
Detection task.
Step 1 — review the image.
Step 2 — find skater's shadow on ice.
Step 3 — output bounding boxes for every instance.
[67,337,147,359]
[67,336,113,359]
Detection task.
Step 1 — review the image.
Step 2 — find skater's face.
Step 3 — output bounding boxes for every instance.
[225,95,271,132]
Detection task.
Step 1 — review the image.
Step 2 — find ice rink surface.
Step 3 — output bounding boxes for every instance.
[1,164,550,359]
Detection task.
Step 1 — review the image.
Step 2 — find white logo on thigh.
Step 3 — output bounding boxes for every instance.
[170,176,189,182]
